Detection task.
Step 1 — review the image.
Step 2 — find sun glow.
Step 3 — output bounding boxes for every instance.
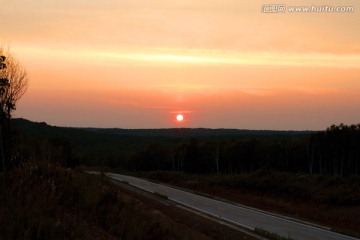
[176,114,184,122]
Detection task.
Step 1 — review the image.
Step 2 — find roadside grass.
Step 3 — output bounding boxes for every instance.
[0,162,214,240]
[332,227,360,239]
[254,228,295,240]
[153,191,169,200]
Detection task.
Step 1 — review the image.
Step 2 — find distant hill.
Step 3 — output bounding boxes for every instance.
[13,118,314,138]
[11,118,315,170]
[13,118,92,139]
[82,127,314,137]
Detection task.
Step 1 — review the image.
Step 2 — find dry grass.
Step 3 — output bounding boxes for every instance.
[0,163,231,240]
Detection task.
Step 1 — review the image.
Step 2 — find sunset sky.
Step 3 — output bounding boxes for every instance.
[1,0,359,130]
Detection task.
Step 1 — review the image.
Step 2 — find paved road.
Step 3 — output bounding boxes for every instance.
[91,172,359,240]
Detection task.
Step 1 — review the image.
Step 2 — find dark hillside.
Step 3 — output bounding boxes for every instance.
[82,127,313,138]
[12,119,360,176]
[0,163,253,240]
[13,118,312,139]
[12,118,312,170]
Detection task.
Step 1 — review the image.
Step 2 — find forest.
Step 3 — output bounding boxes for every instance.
[11,118,360,177]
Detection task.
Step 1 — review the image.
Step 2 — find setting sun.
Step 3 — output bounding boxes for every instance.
[176,114,184,122]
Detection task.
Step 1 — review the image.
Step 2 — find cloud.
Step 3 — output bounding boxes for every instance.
[16,46,360,68]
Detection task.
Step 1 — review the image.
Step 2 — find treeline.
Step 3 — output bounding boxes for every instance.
[309,124,360,176]
[12,132,76,168]
[12,119,360,177]
[129,124,360,176]
[84,127,310,138]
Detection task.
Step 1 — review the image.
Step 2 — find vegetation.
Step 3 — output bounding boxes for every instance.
[310,124,360,176]
[0,46,28,173]
[254,228,294,240]
[153,191,169,200]
[3,115,360,238]
[1,162,239,240]
[129,124,360,176]
[13,119,360,177]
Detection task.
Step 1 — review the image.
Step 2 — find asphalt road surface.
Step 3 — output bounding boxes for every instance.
[91,172,359,240]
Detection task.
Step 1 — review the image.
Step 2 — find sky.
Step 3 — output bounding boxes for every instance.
[1,0,360,130]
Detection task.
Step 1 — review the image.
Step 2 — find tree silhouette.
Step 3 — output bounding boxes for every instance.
[0,46,29,172]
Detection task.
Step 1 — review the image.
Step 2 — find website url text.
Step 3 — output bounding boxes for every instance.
[262,5,355,13]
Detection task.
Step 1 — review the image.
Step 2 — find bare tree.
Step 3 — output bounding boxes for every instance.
[0,45,29,172]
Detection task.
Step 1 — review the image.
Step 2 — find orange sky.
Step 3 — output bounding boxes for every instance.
[1,0,360,129]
